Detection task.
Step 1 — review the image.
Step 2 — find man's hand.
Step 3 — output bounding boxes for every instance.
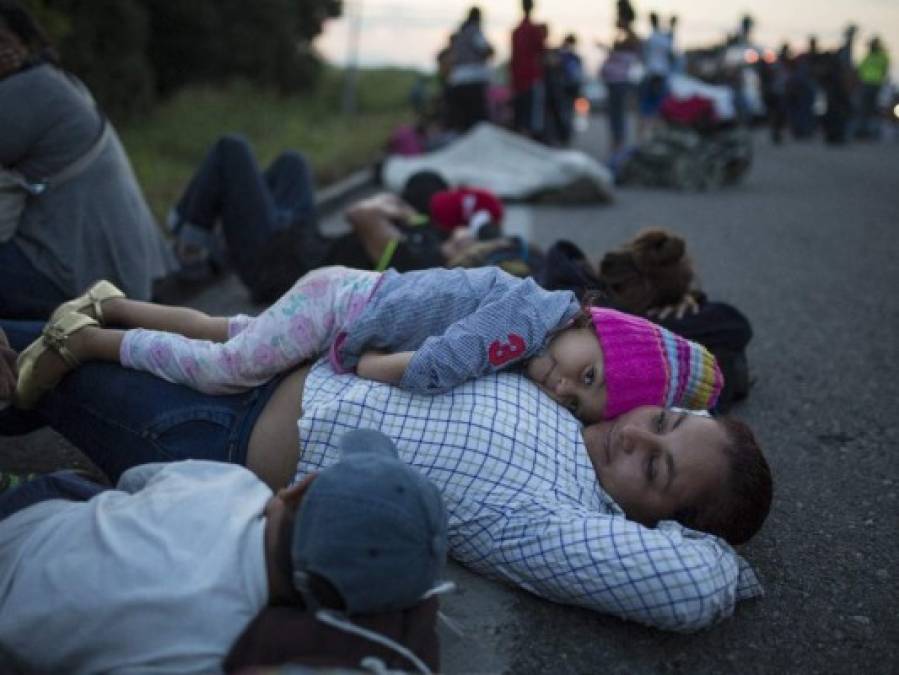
[349,193,417,224]
[356,351,414,385]
[0,329,18,400]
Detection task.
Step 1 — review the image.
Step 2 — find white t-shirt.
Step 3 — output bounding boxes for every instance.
[644,29,672,76]
[0,461,270,674]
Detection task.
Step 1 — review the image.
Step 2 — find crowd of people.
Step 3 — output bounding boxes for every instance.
[759,27,892,145]
[395,0,893,168]
[0,0,812,671]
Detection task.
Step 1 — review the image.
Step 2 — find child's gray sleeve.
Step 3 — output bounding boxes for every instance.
[399,280,579,394]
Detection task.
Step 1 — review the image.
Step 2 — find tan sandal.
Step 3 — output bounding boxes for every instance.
[13,312,98,410]
[49,280,125,325]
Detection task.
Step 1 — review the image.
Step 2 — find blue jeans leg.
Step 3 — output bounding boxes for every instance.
[0,470,108,521]
[174,135,317,285]
[606,82,630,149]
[0,241,69,320]
[264,150,318,229]
[0,320,275,483]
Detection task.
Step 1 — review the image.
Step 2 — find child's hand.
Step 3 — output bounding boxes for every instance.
[356,351,414,385]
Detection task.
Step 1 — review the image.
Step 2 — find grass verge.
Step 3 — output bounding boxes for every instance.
[119,66,420,222]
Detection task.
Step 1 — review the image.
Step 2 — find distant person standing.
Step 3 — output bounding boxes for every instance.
[510,0,547,139]
[857,37,890,140]
[763,44,792,144]
[446,6,494,132]
[599,11,641,155]
[788,36,821,139]
[637,12,672,141]
[556,34,584,144]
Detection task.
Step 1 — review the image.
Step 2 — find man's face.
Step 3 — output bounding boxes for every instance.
[525,327,607,423]
[582,406,728,527]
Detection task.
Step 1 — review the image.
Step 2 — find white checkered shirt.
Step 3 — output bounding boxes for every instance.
[296,360,763,632]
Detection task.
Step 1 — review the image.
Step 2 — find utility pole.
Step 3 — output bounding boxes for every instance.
[341,0,363,116]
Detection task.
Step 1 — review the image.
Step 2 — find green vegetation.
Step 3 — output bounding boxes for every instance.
[119,67,420,222]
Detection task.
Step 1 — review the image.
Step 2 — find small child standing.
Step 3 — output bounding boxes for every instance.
[15,265,722,423]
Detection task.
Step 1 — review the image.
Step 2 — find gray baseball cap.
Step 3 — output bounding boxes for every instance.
[291,429,448,615]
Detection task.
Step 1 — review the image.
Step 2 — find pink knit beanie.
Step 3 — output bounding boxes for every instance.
[590,307,723,419]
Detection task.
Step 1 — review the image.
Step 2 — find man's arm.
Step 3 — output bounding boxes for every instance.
[459,507,762,632]
[344,193,417,266]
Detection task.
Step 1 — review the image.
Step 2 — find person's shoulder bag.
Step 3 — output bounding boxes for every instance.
[0,119,111,244]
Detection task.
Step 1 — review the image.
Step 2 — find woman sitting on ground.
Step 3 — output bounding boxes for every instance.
[0,0,174,319]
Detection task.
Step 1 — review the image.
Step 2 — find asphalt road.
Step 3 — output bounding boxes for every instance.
[454,119,899,675]
[2,118,898,674]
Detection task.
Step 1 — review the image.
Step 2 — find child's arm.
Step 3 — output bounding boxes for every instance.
[399,276,580,394]
[356,351,415,385]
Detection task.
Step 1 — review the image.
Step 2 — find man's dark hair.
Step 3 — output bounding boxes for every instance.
[649,12,659,29]
[401,171,449,216]
[676,416,773,545]
[467,6,481,23]
[522,0,534,17]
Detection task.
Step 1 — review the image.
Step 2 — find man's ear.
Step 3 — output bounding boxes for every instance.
[278,473,317,512]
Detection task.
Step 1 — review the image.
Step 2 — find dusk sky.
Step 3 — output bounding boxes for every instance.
[317,0,899,79]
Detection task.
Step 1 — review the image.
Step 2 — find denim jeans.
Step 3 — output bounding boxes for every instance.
[173,134,318,285]
[0,240,68,320]
[0,470,107,521]
[0,320,282,483]
[605,82,632,149]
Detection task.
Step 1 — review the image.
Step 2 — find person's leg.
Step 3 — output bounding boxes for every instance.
[174,135,277,234]
[607,82,626,152]
[101,297,230,342]
[0,471,107,522]
[0,242,69,320]
[118,266,378,393]
[175,135,282,280]
[0,319,268,480]
[264,151,318,229]
[529,82,546,140]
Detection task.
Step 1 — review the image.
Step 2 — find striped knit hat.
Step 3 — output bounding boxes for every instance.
[590,307,723,420]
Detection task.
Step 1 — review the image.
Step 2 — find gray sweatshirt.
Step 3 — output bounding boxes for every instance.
[337,266,581,394]
[0,64,175,299]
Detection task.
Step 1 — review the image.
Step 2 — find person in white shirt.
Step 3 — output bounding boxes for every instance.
[0,429,447,674]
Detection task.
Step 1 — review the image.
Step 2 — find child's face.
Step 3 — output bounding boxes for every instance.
[525,327,607,423]
[582,406,729,528]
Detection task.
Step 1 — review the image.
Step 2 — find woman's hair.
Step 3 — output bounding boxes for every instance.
[0,0,58,65]
[676,416,773,545]
[598,228,694,315]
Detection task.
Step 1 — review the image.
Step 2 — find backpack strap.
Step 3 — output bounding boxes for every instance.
[38,119,112,190]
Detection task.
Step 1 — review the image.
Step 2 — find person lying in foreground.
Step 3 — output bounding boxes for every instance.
[0,322,772,632]
[0,429,447,674]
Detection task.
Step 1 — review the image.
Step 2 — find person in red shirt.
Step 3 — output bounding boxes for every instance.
[428,186,504,237]
[510,0,547,138]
